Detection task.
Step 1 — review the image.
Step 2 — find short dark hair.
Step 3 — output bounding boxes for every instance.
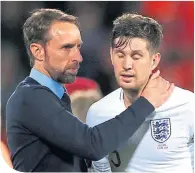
[111,13,163,54]
[23,8,80,67]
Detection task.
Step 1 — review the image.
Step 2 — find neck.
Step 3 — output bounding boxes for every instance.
[123,83,147,108]
[123,89,139,107]
[33,65,64,87]
[33,65,51,78]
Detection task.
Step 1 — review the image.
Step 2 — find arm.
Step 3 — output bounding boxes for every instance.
[9,86,153,161]
[17,86,153,161]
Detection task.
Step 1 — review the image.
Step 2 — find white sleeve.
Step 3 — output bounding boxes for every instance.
[188,96,194,139]
[86,105,98,128]
[188,96,194,170]
[91,156,112,172]
[86,105,112,172]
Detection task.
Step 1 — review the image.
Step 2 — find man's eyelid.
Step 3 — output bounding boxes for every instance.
[118,53,125,57]
[62,44,75,49]
[132,54,142,60]
[77,43,82,49]
[115,50,125,55]
[131,50,143,56]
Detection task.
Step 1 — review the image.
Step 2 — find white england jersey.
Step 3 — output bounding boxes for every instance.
[86,87,194,173]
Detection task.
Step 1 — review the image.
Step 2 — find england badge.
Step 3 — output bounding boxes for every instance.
[150,118,171,143]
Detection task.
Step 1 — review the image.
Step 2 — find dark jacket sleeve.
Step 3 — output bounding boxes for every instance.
[20,87,154,161]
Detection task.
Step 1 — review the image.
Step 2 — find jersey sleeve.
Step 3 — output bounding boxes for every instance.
[188,95,195,170]
[188,96,195,139]
[91,156,112,172]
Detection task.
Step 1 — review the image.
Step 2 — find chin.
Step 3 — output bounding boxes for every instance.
[119,82,137,90]
[65,76,76,84]
[58,74,76,84]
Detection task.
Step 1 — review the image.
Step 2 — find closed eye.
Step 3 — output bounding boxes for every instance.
[132,54,142,60]
[132,56,141,60]
[117,53,125,58]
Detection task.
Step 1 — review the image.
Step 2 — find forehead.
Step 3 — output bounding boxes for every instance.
[48,21,81,43]
[113,37,149,53]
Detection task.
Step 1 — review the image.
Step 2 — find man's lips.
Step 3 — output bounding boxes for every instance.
[69,68,79,72]
[69,64,80,71]
[120,73,135,82]
[120,73,135,77]
[71,67,79,70]
[67,66,80,74]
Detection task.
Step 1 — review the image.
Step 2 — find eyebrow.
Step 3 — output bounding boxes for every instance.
[131,50,144,55]
[114,49,125,54]
[114,49,144,55]
[61,41,83,48]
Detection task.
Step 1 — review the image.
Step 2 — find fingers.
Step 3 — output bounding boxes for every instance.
[165,80,170,90]
[158,77,170,91]
[167,83,175,95]
[164,80,174,93]
[161,83,175,102]
[150,70,160,80]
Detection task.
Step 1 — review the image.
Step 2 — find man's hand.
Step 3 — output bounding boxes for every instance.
[141,70,175,108]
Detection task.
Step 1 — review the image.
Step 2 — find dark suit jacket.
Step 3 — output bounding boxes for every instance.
[6,77,154,172]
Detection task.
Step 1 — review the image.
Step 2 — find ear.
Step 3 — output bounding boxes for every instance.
[151,53,161,71]
[30,43,45,61]
[110,47,114,65]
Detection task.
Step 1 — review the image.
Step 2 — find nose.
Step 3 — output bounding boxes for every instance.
[76,49,83,63]
[73,47,83,63]
[123,56,132,70]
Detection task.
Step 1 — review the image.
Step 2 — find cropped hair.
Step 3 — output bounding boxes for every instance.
[111,13,163,53]
[23,8,79,67]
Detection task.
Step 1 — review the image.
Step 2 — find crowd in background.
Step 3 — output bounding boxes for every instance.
[1,1,194,165]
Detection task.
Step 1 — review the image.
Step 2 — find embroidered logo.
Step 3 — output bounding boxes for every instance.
[150,118,171,143]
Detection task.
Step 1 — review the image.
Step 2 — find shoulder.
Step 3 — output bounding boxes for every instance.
[6,77,65,121]
[86,88,122,126]
[156,86,195,112]
[169,86,194,105]
[7,77,59,110]
[174,86,194,98]
[88,88,122,112]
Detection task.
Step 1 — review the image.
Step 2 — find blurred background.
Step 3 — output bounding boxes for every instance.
[1,1,194,164]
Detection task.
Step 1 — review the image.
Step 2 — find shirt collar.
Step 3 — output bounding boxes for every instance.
[29,68,65,99]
